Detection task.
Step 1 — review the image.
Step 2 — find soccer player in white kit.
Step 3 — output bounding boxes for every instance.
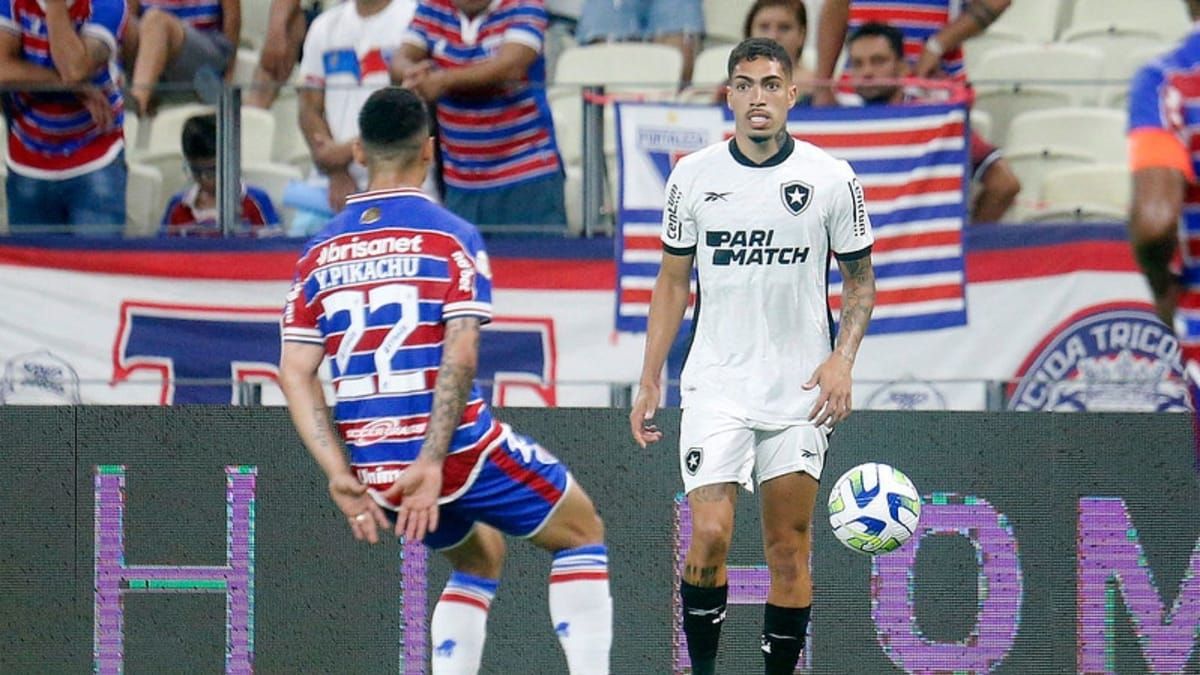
[629,38,877,675]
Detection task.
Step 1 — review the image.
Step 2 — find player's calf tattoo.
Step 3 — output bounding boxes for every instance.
[685,564,723,587]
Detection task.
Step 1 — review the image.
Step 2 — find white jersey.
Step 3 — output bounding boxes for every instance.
[298,0,417,186]
[662,136,874,424]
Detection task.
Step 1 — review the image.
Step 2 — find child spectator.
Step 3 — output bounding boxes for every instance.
[160,114,281,237]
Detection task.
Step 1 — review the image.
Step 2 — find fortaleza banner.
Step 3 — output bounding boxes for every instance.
[0,226,1186,411]
[615,101,971,334]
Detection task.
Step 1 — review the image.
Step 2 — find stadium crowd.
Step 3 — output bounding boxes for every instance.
[0,0,1185,236]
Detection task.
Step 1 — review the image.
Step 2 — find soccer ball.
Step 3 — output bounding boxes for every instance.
[828,462,922,555]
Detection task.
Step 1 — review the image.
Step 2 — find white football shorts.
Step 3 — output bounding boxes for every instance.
[678,405,829,494]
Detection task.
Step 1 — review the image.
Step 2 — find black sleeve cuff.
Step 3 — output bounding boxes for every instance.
[663,243,696,256]
[834,245,872,261]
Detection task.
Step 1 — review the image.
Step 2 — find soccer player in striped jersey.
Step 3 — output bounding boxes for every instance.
[631,38,876,675]
[814,0,1011,106]
[280,87,612,675]
[1127,0,1200,464]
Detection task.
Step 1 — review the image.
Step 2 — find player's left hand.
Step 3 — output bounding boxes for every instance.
[382,459,443,542]
[803,353,854,427]
[328,473,391,544]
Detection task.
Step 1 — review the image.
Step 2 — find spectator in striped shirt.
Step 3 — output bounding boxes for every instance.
[123,0,240,116]
[0,0,128,235]
[396,0,567,232]
[814,0,1011,106]
[160,113,281,237]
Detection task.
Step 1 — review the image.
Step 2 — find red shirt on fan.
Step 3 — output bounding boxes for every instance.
[160,184,281,238]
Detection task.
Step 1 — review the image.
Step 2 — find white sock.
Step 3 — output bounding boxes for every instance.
[549,544,613,675]
[430,571,497,675]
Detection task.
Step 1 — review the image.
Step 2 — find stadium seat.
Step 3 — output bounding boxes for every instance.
[270,89,308,166]
[147,102,275,164]
[134,150,187,220]
[145,103,215,155]
[703,0,755,45]
[240,0,270,51]
[125,162,164,237]
[1098,44,1169,109]
[563,164,584,234]
[555,43,683,92]
[1055,0,1077,37]
[549,87,582,167]
[1030,163,1131,222]
[1006,107,1127,163]
[123,113,142,159]
[970,44,1103,145]
[983,0,1063,44]
[963,32,1026,76]
[240,106,276,164]
[1063,0,1189,43]
[231,48,259,86]
[1003,107,1127,217]
[691,44,734,89]
[243,161,303,230]
[1059,28,1165,94]
[971,108,993,143]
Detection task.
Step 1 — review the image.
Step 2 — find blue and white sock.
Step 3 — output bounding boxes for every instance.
[431,571,498,675]
[549,544,613,674]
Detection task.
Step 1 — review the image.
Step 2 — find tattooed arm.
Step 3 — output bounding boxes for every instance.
[280,341,390,543]
[804,253,876,427]
[833,255,877,367]
[384,316,481,540]
[417,316,481,463]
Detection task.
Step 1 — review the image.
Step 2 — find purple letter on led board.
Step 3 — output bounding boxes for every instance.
[93,465,256,674]
[873,495,1022,673]
[1077,497,1200,674]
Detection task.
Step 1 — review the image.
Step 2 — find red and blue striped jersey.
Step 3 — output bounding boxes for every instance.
[1129,26,1200,369]
[282,188,500,502]
[402,0,562,190]
[160,184,281,237]
[141,0,221,32]
[0,0,126,178]
[848,0,965,78]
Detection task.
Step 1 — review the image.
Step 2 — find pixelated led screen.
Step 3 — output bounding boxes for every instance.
[1,407,1197,674]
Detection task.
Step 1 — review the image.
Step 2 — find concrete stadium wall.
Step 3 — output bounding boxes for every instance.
[0,408,1197,674]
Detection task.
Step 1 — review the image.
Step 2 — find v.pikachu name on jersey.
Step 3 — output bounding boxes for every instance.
[706,229,809,266]
[314,256,422,290]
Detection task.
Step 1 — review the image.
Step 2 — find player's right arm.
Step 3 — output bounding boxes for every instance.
[386,316,481,540]
[1128,64,1192,326]
[631,251,694,448]
[631,166,699,448]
